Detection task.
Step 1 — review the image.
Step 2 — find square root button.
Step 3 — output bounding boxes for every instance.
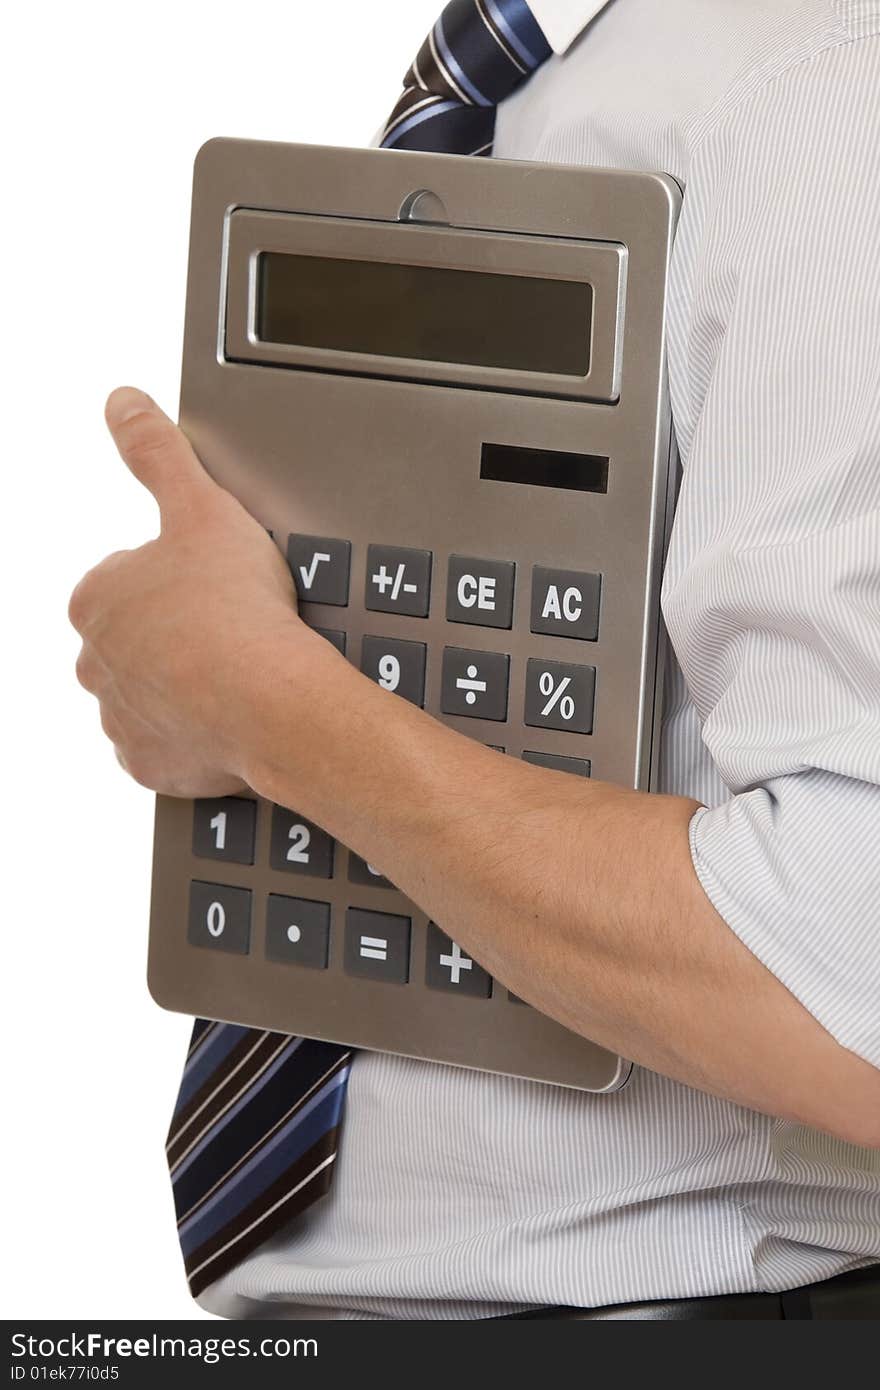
[344,909,411,984]
[525,658,595,734]
[441,647,509,722]
[287,535,351,607]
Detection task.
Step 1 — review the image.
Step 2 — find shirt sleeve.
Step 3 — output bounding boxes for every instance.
[661,35,880,1069]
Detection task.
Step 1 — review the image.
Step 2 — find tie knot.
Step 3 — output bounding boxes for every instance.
[381,0,552,157]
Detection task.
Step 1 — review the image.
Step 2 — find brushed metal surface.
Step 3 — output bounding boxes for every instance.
[148,140,681,1093]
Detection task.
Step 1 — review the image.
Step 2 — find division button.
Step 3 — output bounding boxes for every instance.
[425,924,492,998]
[530,567,601,641]
[524,658,595,735]
[365,544,432,617]
[446,556,515,629]
[287,535,351,607]
[192,797,257,864]
[266,895,330,970]
[270,806,334,879]
[522,750,591,777]
[344,909,411,984]
[188,881,252,955]
[361,635,427,706]
[441,647,509,722]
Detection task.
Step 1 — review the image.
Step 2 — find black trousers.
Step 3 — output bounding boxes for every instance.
[497,1263,880,1320]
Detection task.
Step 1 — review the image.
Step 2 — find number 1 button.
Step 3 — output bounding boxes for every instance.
[270,806,334,878]
[192,797,257,864]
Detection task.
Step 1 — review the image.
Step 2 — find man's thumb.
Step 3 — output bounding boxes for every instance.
[105,386,213,518]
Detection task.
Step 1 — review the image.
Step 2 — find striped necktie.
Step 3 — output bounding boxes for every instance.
[381,0,551,155]
[167,0,552,1301]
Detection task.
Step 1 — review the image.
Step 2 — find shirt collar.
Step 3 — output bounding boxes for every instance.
[528,0,612,54]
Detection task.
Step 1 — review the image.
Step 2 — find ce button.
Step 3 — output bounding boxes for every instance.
[446,556,515,630]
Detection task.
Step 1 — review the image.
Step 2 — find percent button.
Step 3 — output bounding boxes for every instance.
[524,658,595,734]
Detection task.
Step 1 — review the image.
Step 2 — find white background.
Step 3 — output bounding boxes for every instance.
[3,0,439,1320]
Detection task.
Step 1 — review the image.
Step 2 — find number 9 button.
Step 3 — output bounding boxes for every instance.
[361,635,426,706]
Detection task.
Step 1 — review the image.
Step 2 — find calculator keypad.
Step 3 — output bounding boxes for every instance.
[187,538,603,1005]
[269,807,335,878]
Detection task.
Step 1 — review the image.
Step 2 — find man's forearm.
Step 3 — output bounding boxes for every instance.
[242,634,880,1148]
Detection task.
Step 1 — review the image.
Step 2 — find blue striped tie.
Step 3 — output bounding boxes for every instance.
[381,0,551,155]
[168,0,552,1300]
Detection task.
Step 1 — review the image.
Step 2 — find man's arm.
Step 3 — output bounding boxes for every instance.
[247,626,880,1148]
[70,388,880,1150]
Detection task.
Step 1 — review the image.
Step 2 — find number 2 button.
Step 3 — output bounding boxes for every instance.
[270,806,334,878]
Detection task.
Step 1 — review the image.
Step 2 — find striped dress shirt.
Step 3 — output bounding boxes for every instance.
[200,0,880,1319]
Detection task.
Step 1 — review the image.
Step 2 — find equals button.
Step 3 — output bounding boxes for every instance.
[344,909,411,984]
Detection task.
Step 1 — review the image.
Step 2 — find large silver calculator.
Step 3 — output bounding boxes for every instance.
[148,139,680,1092]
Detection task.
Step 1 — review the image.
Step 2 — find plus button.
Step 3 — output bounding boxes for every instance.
[439,940,473,985]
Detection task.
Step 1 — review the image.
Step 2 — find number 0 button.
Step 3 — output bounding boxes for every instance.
[188,881,251,955]
[192,797,257,864]
[270,806,334,878]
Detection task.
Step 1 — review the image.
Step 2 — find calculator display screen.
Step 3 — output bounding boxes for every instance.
[256,252,593,376]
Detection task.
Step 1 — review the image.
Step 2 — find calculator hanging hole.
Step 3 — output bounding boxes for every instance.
[398,189,450,225]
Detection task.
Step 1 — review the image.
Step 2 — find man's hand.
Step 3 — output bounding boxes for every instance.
[69,387,332,797]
